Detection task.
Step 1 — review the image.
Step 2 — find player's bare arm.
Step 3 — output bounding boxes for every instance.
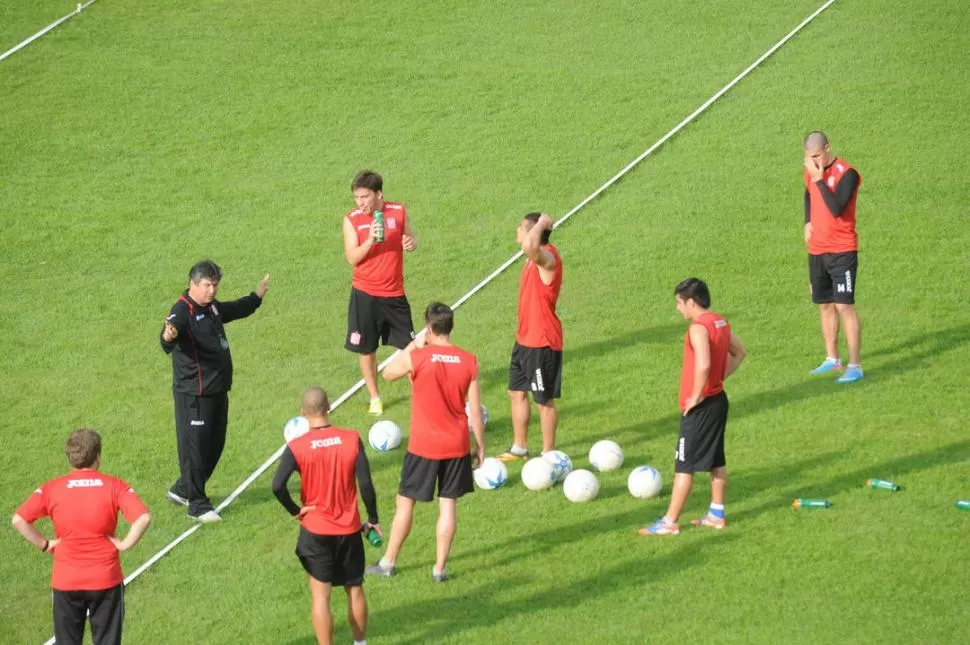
[684,323,711,414]
[467,377,486,464]
[383,334,423,381]
[108,512,152,552]
[402,216,417,252]
[343,216,376,266]
[725,332,746,379]
[521,214,557,281]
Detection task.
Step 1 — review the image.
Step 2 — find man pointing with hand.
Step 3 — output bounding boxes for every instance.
[160,260,270,523]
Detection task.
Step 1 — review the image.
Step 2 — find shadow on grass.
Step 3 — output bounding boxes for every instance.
[374,532,739,644]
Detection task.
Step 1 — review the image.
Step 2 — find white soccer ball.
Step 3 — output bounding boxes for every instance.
[627,465,663,499]
[563,469,600,502]
[521,457,556,491]
[541,450,573,484]
[368,420,402,452]
[465,402,489,430]
[283,416,310,443]
[589,440,624,472]
[474,458,508,490]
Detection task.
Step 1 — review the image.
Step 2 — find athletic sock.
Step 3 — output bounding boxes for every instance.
[847,363,860,369]
[378,557,393,569]
[353,640,367,645]
[662,515,677,526]
[432,566,445,576]
[708,503,725,519]
[827,356,840,362]
[509,445,528,456]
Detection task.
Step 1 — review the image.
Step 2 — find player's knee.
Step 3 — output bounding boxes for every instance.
[835,303,856,316]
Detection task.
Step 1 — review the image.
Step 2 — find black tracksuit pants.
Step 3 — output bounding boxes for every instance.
[171,392,229,515]
[53,584,124,645]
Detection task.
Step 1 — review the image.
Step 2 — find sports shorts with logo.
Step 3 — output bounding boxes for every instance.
[398,452,474,502]
[508,342,562,405]
[808,252,858,305]
[345,287,415,354]
[295,527,365,586]
[675,391,729,474]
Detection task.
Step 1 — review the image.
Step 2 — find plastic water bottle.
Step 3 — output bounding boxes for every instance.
[792,498,832,509]
[866,479,901,491]
[372,210,385,243]
[364,526,383,547]
[956,500,970,511]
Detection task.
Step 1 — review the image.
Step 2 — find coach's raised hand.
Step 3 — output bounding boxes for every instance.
[256,273,271,298]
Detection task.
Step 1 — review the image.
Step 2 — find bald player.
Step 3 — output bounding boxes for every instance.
[803,131,864,384]
[273,387,380,645]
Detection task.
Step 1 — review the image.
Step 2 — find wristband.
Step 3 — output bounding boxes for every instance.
[41,540,49,552]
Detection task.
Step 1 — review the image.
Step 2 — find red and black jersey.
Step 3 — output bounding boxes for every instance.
[679,312,731,412]
[346,201,408,297]
[16,470,149,591]
[407,345,478,459]
[516,244,563,350]
[159,290,262,395]
[804,158,862,254]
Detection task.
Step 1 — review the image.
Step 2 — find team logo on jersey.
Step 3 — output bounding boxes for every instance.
[67,478,104,489]
[827,177,837,189]
[387,218,397,230]
[350,331,361,346]
[431,353,461,364]
[166,314,176,321]
[311,437,343,449]
[195,314,205,321]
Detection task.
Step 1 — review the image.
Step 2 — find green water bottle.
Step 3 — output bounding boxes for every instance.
[363,525,383,547]
[866,479,901,492]
[956,500,970,511]
[792,498,832,509]
[372,210,385,243]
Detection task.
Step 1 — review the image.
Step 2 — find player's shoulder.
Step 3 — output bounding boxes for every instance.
[383,201,405,212]
[168,297,190,314]
[345,207,366,220]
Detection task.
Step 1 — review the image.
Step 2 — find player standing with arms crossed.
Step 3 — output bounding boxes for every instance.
[342,170,418,416]
[803,131,864,383]
[12,428,152,645]
[365,303,485,582]
[497,212,563,462]
[272,387,381,645]
[641,279,745,536]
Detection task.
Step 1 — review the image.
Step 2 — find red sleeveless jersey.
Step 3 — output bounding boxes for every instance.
[516,244,563,350]
[804,158,861,254]
[408,345,478,459]
[679,312,731,412]
[346,201,407,297]
[16,470,148,590]
[287,426,362,535]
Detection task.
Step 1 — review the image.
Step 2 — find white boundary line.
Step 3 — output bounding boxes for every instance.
[38,0,837,642]
[0,1,99,64]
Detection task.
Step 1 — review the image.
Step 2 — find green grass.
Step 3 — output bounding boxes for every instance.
[2,0,969,643]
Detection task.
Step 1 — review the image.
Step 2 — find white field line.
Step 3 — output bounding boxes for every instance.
[0,0,100,64]
[38,1,838,642]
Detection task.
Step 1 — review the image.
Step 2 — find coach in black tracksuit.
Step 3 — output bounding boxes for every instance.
[160,260,271,522]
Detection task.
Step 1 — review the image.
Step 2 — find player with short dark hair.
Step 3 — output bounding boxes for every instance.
[160,260,271,522]
[641,279,745,536]
[497,212,563,462]
[343,170,418,416]
[272,387,380,645]
[12,428,152,645]
[365,303,485,582]
[803,131,864,383]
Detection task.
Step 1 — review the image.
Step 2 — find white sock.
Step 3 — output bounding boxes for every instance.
[828,356,839,362]
[848,363,861,369]
[510,445,528,456]
[370,396,381,402]
[433,565,445,575]
[379,557,393,569]
[353,640,367,645]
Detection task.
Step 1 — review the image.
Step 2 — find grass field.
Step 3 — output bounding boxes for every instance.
[2,0,969,643]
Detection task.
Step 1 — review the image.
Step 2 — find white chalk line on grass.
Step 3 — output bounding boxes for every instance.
[0,0,100,64]
[37,0,837,642]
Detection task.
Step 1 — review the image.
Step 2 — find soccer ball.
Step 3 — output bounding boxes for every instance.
[541,450,573,483]
[627,466,663,499]
[474,458,508,490]
[368,420,402,452]
[563,469,600,502]
[589,440,624,472]
[465,402,489,430]
[521,457,556,491]
[283,416,310,443]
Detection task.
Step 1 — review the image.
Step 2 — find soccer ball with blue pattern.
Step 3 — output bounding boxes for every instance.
[474,458,508,490]
[368,420,402,452]
[541,450,573,484]
[627,465,663,499]
[465,402,489,430]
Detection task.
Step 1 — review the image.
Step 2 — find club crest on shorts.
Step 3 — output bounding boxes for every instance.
[350,331,361,345]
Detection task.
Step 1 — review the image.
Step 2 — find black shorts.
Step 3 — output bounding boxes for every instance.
[508,343,562,405]
[675,391,729,474]
[52,584,125,645]
[295,527,365,587]
[399,452,474,502]
[346,288,415,354]
[809,252,858,305]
